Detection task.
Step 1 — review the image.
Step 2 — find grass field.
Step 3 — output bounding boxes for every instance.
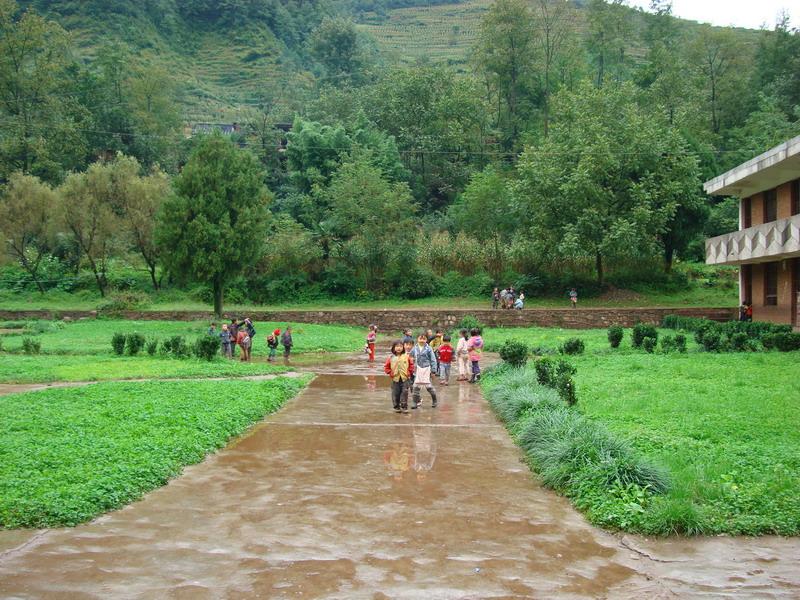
[0,377,311,528]
[483,331,800,536]
[1,319,365,356]
[0,283,737,312]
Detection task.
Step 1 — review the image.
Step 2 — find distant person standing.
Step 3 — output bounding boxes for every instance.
[267,329,280,361]
[366,324,377,362]
[456,329,470,381]
[569,288,578,309]
[281,326,293,359]
[492,287,500,310]
[220,324,232,359]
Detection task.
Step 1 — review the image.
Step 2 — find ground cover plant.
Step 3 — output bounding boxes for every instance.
[486,336,800,536]
[0,355,289,384]
[0,376,311,528]
[0,319,365,356]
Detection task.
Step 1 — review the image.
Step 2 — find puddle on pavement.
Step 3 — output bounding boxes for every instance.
[1,362,799,598]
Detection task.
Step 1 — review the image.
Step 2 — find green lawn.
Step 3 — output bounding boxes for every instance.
[0,377,311,528]
[573,351,800,535]
[0,354,288,384]
[1,319,365,356]
[0,283,736,312]
[483,332,800,536]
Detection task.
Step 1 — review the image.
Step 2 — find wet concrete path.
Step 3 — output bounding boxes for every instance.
[1,358,799,598]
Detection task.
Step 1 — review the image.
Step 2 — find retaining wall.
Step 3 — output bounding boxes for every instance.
[0,307,737,330]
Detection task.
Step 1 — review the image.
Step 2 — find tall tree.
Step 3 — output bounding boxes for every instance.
[309,17,369,85]
[513,82,702,284]
[473,0,536,149]
[450,166,516,278]
[530,0,577,136]
[157,134,271,316]
[0,171,56,292]
[0,0,87,183]
[585,0,631,87]
[689,25,751,135]
[753,13,800,118]
[57,162,121,296]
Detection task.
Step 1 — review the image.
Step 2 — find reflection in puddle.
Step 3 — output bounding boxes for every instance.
[383,427,438,483]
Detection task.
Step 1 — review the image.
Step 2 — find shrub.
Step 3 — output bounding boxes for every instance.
[674,334,687,353]
[457,314,484,333]
[534,357,554,387]
[642,337,657,354]
[0,337,3,352]
[22,337,41,355]
[499,339,529,368]
[764,332,800,352]
[701,329,725,352]
[161,336,190,358]
[27,320,64,335]
[729,332,754,352]
[560,337,585,355]
[145,338,159,356]
[111,333,127,355]
[632,323,658,348]
[194,335,220,361]
[125,333,146,356]
[607,325,624,349]
[661,334,687,354]
[98,291,150,312]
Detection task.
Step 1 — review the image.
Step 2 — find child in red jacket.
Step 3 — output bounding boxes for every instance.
[384,341,414,413]
[437,335,454,385]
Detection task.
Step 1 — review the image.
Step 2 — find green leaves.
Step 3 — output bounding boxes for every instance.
[0,377,310,527]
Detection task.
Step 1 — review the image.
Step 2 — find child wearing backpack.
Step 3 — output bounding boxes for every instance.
[409,333,438,409]
[237,327,252,362]
[467,328,483,383]
[267,329,280,362]
[366,324,377,362]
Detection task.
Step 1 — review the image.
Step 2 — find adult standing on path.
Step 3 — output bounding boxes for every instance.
[281,326,293,360]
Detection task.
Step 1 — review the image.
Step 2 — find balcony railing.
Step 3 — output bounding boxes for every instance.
[706,214,800,265]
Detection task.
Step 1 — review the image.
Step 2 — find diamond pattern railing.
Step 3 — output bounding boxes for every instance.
[706,214,800,265]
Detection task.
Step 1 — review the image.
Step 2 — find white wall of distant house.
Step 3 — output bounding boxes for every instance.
[627,1,797,30]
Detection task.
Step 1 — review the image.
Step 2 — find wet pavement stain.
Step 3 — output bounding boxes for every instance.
[1,357,799,598]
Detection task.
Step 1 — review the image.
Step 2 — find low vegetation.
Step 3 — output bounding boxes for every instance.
[489,331,800,536]
[0,377,311,528]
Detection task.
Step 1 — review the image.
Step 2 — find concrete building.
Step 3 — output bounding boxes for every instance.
[704,135,800,326]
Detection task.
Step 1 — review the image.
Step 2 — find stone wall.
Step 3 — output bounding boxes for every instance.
[0,307,737,330]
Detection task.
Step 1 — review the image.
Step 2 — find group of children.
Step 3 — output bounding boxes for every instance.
[382,327,484,414]
[492,287,525,310]
[209,319,293,361]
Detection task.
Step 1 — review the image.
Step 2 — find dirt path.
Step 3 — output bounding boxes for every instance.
[1,360,799,598]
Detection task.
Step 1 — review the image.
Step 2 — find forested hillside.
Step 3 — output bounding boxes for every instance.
[1,0,799,311]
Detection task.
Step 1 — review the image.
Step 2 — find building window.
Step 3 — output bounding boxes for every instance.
[765,262,779,306]
[764,189,778,222]
[743,197,752,228]
[792,179,799,216]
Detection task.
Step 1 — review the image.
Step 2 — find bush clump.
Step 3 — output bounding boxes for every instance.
[125,333,146,356]
[632,323,658,348]
[161,336,190,358]
[763,332,800,352]
[145,338,159,356]
[607,325,624,348]
[22,337,42,355]
[642,337,657,353]
[560,337,585,355]
[534,357,577,406]
[457,314,484,333]
[194,335,221,361]
[499,339,529,368]
[111,332,127,355]
[660,334,687,354]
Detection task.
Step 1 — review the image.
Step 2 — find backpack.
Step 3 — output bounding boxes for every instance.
[242,334,251,348]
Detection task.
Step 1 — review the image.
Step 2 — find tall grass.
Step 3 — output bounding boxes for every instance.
[482,366,670,533]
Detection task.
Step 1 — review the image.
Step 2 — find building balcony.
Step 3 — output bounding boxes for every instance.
[706,214,800,266]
